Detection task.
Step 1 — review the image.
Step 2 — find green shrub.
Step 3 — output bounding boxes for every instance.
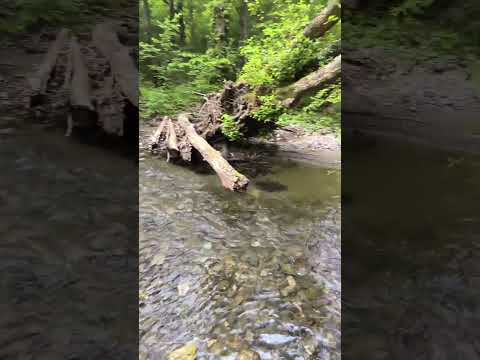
[220,114,241,141]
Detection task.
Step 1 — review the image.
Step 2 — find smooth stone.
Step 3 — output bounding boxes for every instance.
[237,349,261,360]
[259,333,296,346]
[168,343,197,360]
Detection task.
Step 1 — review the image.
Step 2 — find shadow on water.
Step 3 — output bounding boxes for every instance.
[139,146,341,359]
[343,135,480,359]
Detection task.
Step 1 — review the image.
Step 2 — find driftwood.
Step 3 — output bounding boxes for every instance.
[282,54,341,108]
[92,23,139,107]
[178,114,249,191]
[29,29,69,106]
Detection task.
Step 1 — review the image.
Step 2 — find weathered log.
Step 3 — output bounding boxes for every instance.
[178,114,249,191]
[303,0,341,40]
[166,118,180,161]
[29,29,69,107]
[92,23,139,107]
[69,37,97,132]
[96,75,125,136]
[282,55,341,108]
[150,116,168,149]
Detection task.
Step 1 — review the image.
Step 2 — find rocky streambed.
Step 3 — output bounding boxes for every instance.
[139,126,341,359]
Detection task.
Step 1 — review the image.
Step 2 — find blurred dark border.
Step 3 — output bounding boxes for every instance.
[0,1,139,359]
[342,1,480,359]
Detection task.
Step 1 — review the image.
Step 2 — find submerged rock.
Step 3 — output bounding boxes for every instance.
[237,349,261,360]
[259,333,296,346]
[255,180,288,192]
[168,343,197,360]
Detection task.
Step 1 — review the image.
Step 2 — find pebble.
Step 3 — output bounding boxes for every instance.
[237,349,261,360]
[259,333,296,346]
[167,343,197,360]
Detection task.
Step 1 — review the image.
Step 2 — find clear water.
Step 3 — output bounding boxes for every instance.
[139,147,341,359]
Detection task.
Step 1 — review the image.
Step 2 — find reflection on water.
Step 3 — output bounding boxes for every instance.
[139,152,341,359]
[343,137,480,359]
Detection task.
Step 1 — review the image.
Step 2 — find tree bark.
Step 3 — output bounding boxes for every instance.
[166,118,180,161]
[143,0,153,43]
[168,0,176,19]
[282,55,341,108]
[303,0,341,40]
[238,0,249,44]
[188,0,195,46]
[178,114,249,191]
[92,23,139,107]
[29,28,69,107]
[177,0,186,46]
[214,6,228,50]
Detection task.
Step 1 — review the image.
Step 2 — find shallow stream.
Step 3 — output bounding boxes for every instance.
[139,146,341,359]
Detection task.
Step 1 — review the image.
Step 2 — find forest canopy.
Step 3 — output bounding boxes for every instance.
[140,0,341,136]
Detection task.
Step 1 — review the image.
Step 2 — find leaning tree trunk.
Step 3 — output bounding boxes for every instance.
[303,0,341,40]
[282,55,341,108]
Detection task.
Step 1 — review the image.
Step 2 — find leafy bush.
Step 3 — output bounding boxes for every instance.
[220,114,242,141]
[252,95,284,123]
[277,82,341,134]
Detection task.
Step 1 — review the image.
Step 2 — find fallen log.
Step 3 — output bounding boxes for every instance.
[282,54,341,108]
[69,37,97,132]
[166,118,180,162]
[29,28,69,107]
[150,116,168,148]
[92,23,139,107]
[177,114,249,192]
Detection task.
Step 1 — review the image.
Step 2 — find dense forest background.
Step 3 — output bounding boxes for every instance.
[139,0,341,137]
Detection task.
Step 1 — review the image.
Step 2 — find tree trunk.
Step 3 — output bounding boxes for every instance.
[214,6,227,50]
[238,0,249,44]
[188,0,195,47]
[168,0,176,19]
[282,55,341,108]
[177,0,186,46]
[303,0,341,40]
[92,23,139,107]
[143,0,153,43]
[178,114,249,192]
[29,28,69,107]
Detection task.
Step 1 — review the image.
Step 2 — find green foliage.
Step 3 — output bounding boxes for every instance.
[277,82,340,134]
[252,95,284,123]
[220,114,242,141]
[1,0,127,33]
[239,0,338,89]
[140,0,341,137]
